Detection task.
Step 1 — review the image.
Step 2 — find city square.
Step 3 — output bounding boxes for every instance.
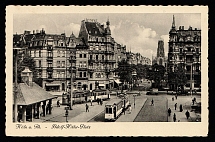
[12,10,202,124]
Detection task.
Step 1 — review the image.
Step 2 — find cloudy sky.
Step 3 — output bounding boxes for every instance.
[13,13,201,60]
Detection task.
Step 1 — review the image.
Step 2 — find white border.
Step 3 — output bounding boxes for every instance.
[6,6,208,136]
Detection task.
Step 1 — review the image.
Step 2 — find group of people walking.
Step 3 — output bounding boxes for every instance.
[168,93,193,122]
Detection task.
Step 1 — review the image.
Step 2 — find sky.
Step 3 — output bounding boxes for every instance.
[13,13,201,60]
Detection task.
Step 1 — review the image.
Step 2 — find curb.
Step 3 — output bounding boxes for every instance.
[133,98,148,122]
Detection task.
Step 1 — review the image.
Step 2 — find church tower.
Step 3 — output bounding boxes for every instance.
[157,40,164,58]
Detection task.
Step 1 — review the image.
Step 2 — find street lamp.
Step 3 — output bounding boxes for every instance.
[65,107,69,122]
[133,94,136,108]
[131,70,137,91]
[13,47,22,122]
[190,58,194,98]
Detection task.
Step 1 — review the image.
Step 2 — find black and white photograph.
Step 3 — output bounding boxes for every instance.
[6,6,208,136]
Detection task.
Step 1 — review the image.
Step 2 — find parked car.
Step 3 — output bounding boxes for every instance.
[178,90,188,95]
[146,88,158,95]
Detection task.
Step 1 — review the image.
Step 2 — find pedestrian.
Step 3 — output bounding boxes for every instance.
[172,97,174,101]
[90,97,93,106]
[97,98,99,105]
[100,99,103,106]
[194,97,196,103]
[179,104,183,112]
[168,108,171,116]
[175,94,177,100]
[173,113,176,122]
[151,99,154,106]
[46,105,49,114]
[123,107,126,115]
[57,100,60,107]
[192,99,195,105]
[86,104,89,112]
[174,103,177,110]
[129,105,132,114]
[185,110,190,119]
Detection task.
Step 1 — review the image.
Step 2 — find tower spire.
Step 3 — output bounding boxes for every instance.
[172,15,175,28]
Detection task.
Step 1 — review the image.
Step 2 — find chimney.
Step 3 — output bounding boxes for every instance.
[24,30,31,35]
[21,67,33,87]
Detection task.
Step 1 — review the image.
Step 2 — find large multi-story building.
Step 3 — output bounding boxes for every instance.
[13,18,152,92]
[78,19,118,90]
[168,15,201,90]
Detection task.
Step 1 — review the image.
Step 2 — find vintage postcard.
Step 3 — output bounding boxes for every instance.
[6,6,208,136]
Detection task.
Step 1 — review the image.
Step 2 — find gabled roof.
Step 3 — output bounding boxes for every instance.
[14,82,57,105]
[85,22,104,36]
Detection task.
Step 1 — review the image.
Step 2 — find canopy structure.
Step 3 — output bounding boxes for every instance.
[45,84,60,86]
[114,79,122,84]
[14,82,57,105]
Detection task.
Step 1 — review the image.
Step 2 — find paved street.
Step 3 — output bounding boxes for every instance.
[134,95,168,122]
[32,91,201,123]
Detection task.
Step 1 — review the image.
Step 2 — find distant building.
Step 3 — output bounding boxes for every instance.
[168,15,201,90]
[152,40,167,69]
[127,51,151,65]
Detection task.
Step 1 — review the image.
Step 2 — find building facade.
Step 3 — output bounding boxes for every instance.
[168,15,201,89]
[13,19,151,92]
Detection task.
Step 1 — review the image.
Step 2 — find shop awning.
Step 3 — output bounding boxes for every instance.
[114,79,122,84]
[99,84,105,87]
[45,84,60,86]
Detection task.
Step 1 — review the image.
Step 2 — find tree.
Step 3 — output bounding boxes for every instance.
[135,64,150,80]
[13,52,41,86]
[168,66,187,91]
[116,59,133,91]
[146,63,165,88]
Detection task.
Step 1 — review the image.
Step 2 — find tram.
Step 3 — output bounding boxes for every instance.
[105,97,129,121]
[62,90,91,105]
[91,88,110,101]
[72,90,91,104]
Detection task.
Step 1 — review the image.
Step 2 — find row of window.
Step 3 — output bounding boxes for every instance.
[30,50,67,57]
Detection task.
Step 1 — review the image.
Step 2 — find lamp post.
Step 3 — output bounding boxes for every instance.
[190,59,193,98]
[133,94,136,108]
[65,107,69,122]
[131,70,137,91]
[70,50,75,110]
[13,47,22,122]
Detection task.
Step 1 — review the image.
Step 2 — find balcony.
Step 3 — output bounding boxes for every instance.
[88,69,94,72]
[105,51,114,54]
[75,77,88,80]
[46,77,54,82]
[78,67,88,71]
[46,67,53,72]
[46,56,53,61]
[105,60,116,63]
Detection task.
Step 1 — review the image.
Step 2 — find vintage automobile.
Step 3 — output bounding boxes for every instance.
[146,88,158,95]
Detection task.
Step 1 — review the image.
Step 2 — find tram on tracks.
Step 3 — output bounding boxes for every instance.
[104,97,129,121]
[91,88,110,101]
[62,90,91,105]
